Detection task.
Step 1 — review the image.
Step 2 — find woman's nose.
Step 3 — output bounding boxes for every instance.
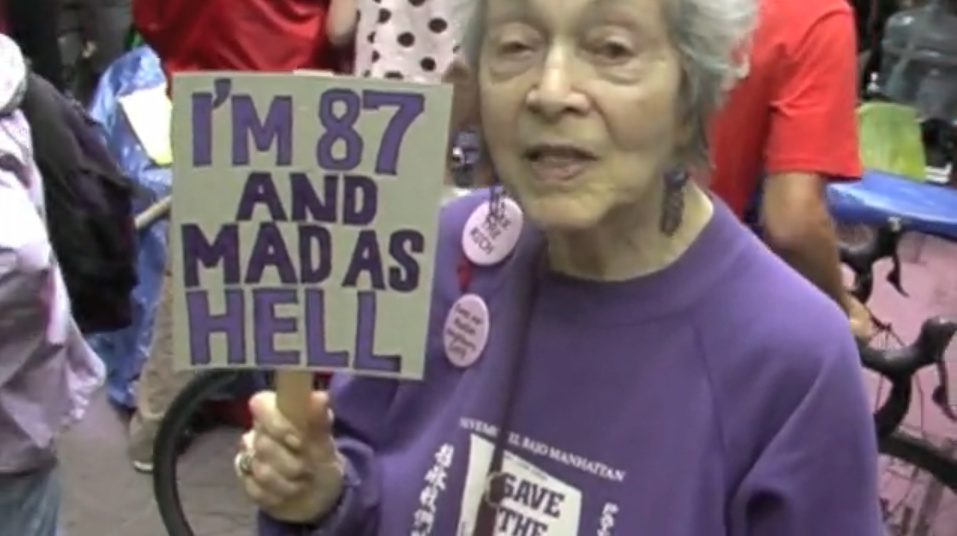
[526,51,589,120]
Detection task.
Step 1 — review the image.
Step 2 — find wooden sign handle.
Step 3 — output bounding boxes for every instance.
[275,370,315,431]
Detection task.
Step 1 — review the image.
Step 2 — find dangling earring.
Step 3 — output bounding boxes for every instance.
[474,136,506,224]
[487,183,507,224]
[659,169,689,235]
[469,135,497,189]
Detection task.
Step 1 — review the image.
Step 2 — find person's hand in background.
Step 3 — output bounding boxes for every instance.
[82,42,97,60]
[326,0,358,47]
[846,293,872,340]
[236,391,345,524]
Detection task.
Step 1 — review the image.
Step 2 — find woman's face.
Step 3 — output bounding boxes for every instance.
[478,0,687,231]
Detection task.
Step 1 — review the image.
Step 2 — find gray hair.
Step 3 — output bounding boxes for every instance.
[458,0,757,166]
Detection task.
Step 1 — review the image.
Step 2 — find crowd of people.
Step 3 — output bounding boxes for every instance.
[0,0,891,534]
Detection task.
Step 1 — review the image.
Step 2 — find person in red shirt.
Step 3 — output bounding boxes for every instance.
[133,0,355,82]
[707,0,867,328]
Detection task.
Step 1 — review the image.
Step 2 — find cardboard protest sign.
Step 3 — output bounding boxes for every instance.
[170,73,452,380]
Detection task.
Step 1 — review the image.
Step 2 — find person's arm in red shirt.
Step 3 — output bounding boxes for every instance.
[760,6,863,321]
[326,0,357,47]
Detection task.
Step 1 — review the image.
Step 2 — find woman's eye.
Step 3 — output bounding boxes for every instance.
[498,40,533,56]
[593,41,633,61]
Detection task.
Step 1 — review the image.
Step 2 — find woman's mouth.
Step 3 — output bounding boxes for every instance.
[524,143,597,183]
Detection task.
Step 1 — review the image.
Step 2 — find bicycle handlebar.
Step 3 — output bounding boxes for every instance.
[839,218,907,303]
[862,316,957,439]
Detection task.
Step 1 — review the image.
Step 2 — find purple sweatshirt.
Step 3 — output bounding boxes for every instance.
[260,190,884,536]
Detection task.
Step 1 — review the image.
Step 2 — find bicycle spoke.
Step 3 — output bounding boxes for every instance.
[880,437,957,535]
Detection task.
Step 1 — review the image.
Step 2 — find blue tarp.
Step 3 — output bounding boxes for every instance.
[826,171,957,240]
[86,47,170,409]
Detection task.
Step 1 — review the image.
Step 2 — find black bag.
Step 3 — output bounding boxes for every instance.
[19,72,138,334]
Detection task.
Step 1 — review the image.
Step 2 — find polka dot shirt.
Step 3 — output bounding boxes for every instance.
[354,0,475,82]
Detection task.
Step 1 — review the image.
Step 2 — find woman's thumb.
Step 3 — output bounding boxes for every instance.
[307,391,335,435]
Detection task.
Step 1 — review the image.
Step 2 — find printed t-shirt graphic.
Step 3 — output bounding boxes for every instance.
[458,434,582,535]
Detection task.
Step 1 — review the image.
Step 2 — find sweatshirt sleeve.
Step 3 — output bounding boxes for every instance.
[258,373,399,536]
[0,173,56,388]
[728,327,885,535]
[0,246,48,387]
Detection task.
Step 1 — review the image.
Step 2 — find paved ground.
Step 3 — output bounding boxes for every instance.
[57,234,957,536]
[59,396,250,536]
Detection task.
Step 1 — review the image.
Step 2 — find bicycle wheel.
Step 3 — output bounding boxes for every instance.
[864,318,941,532]
[153,369,262,536]
[878,431,957,534]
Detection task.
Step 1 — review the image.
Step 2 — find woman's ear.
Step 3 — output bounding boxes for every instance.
[443,58,478,136]
[671,103,701,166]
[442,58,489,187]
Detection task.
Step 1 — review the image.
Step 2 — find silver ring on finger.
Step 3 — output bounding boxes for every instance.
[235,450,255,477]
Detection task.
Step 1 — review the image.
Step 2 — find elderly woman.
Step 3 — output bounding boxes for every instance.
[238,0,884,534]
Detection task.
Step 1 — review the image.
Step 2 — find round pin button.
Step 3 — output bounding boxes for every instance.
[443,294,490,368]
[461,198,523,266]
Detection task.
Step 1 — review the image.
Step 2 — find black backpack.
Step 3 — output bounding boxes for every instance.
[19,72,138,334]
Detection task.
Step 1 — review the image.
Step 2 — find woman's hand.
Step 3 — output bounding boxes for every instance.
[236,391,345,524]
